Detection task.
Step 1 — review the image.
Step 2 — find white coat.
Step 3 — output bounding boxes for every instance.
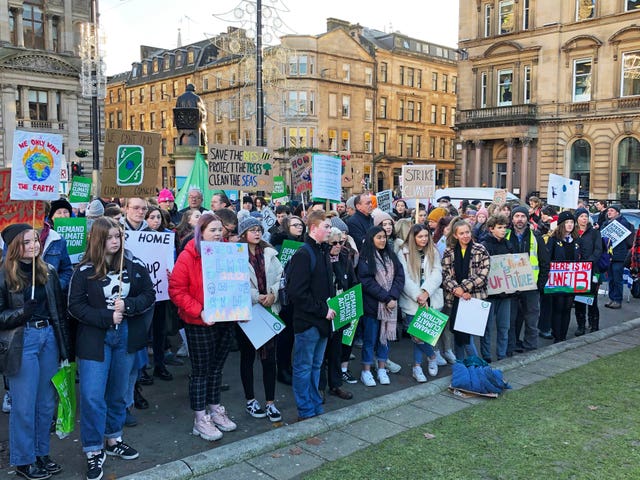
[398,245,444,316]
[248,245,284,314]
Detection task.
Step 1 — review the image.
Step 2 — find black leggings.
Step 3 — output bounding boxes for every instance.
[236,324,277,402]
[551,294,575,342]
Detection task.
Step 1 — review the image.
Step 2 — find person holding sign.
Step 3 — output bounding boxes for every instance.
[398,224,445,383]
[168,213,237,441]
[574,208,603,335]
[601,205,634,310]
[0,224,70,480]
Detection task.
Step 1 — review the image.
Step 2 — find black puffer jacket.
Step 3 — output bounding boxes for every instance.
[577,224,602,265]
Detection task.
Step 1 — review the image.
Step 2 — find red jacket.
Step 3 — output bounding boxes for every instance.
[169,239,207,326]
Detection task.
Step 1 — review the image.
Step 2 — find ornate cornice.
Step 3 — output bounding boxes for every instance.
[0,54,78,77]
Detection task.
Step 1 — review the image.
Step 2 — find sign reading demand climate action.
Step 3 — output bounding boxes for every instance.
[54,217,87,264]
[208,144,274,192]
[328,284,364,331]
[407,307,449,346]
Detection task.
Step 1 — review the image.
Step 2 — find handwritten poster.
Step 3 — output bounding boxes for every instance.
[545,261,592,294]
[487,253,537,295]
[401,164,436,199]
[201,241,251,322]
[312,154,342,202]
[547,174,580,209]
[0,169,45,232]
[208,144,274,192]
[125,230,175,301]
[376,190,394,214]
[601,220,632,249]
[11,130,63,200]
[291,154,312,194]
[54,217,87,264]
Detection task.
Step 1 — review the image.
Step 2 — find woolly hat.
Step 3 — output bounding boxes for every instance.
[427,207,448,223]
[1,223,31,247]
[49,198,73,219]
[574,207,590,221]
[238,217,262,236]
[477,207,489,219]
[86,199,105,218]
[242,196,254,205]
[542,205,557,216]
[608,204,622,213]
[558,211,574,224]
[157,188,174,202]
[346,195,357,210]
[466,208,478,216]
[371,208,393,227]
[330,216,349,233]
[511,206,529,218]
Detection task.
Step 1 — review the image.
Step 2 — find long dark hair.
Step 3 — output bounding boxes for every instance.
[360,226,401,275]
[4,228,49,291]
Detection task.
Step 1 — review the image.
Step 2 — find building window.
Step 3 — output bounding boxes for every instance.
[243,95,252,118]
[150,112,156,129]
[570,139,591,196]
[452,76,458,94]
[342,63,350,82]
[481,72,488,107]
[417,70,422,88]
[416,136,422,157]
[164,56,171,71]
[364,132,372,153]
[380,62,388,83]
[498,69,513,106]
[142,63,148,76]
[108,112,114,129]
[626,0,640,10]
[440,138,446,158]
[117,89,122,102]
[287,91,309,116]
[129,115,135,129]
[441,106,447,125]
[229,96,237,120]
[399,100,404,121]
[29,90,47,120]
[117,111,122,128]
[398,134,404,157]
[499,1,515,34]
[380,97,387,118]
[139,114,145,130]
[407,67,414,87]
[161,111,167,128]
[161,83,167,98]
[365,98,373,121]
[379,133,387,154]
[299,55,309,75]
[341,131,350,151]
[329,93,337,117]
[23,1,45,49]
[430,104,437,124]
[573,59,592,102]
[432,72,438,90]
[229,132,238,145]
[524,65,532,104]
[215,132,223,144]
[416,102,422,122]
[400,66,405,85]
[576,0,595,21]
[365,67,373,85]
[618,137,640,202]
[161,138,167,156]
[129,90,134,106]
[173,80,179,97]
[450,107,456,127]
[150,85,156,102]
[202,77,209,91]
[523,0,530,29]
[187,50,195,64]
[484,4,492,37]
[328,129,337,151]
[443,74,448,92]
[139,87,145,103]
[342,95,350,118]
[407,135,414,157]
[175,53,183,68]
[215,100,222,122]
[289,127,310,148]
[430,137,436,158]
[152,58,159,73]
[244,130,251,146]
[621,51,640,97]
[407,101,414,121]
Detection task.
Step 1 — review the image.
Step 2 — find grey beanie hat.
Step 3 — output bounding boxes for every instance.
[238,217,263,237]
[86,199,105,218]
[346,195,357,210]
[511,206,529,218]
[330,216,349,233]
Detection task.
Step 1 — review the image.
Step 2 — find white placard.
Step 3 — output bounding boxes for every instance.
[600,219,632,249]
[547,174,580,209]
[125,231,175,301]
[312,154,342,201]
[574,295,594,305]
[453,297,491,336]
[376,190,394,213]
[401,165,436,199]
[10,130,63,200]
[238,304,286,349]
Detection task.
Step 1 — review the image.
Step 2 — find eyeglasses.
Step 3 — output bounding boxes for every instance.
[290,223,303,228]
[330,240,346,246]
[247,227,262,233]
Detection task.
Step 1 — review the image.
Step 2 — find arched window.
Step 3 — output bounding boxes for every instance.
[618,137,640,202]
[570,139,591,196]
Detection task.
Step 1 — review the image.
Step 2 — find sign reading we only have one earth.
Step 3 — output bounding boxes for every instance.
[544,261,592,294]
[208,145,274,192]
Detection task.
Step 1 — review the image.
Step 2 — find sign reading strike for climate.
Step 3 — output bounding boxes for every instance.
[208,144,274,192]
[11,130,63,201]
[487,253,537,295]
[102,129,161,198]
[407,307,449,347]
[544,261,592,294]
[601,220,632,249]
[0,169,46,232]
[54,217,87,264]
[68,176,92,204]
[124,230,175,302]
[291,154,312,194]
[328,284,364,331]
[401,164,436,199]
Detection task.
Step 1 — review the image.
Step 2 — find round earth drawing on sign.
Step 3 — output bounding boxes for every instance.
[23,148,54,182]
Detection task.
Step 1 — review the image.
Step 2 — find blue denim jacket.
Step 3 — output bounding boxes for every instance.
[42,230,73,292]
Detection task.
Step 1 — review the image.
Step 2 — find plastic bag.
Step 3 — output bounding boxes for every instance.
[51,360,77,439]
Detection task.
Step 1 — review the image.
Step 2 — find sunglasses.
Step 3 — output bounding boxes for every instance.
[330,240,346,246]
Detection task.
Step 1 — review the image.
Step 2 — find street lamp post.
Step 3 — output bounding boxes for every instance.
[255,0,264,147]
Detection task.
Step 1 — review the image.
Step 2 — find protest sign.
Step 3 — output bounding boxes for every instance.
[342,317,360,346]
[328,284,364,331]
[574,295,594,305]
[487,253,537,295]
[547,174,580,209]
[401,165,436,199]
[545,261,592,294]
[102,129,161,198]
[278,239,303,265]
[125,230,175,301]
[11,130,63,200]
[68,176,92,204]
[407,307,449,346]
[207,144,274,192]
[261,207,277,233]
[312,154,342,202]
[201,241,251,322]
[601,220,632,249]
[54,217,87,264]
[493,189,508,205]
[453,298,491,336]
[291,154,312,194]
[239,305,286,349]
[272,176,288,199]
[376,190,394,214]
[0,169,45,232]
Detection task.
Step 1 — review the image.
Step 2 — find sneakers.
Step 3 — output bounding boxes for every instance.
[86,450,106,480]
[427,358,439,377]
[360,370,376,387]
[384,358,402,374]
[210,405,237,431]
[412,365,427,383]
[377,368,391,385]
[105,440,139,460]
[192,414,223,441]
[434,349,448,366]
[245,399,267,419]
[442,349,457,364]
[341,370,358,384]
[2,391,10,413]
[36,456,62,475]
[265,403,282,422]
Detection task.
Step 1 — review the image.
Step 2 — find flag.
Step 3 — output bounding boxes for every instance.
[174,151,217,210]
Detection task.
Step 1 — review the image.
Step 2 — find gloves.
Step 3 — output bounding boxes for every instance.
[22,299,38,319]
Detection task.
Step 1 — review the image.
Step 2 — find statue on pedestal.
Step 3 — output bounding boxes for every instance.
[173,84,207,147]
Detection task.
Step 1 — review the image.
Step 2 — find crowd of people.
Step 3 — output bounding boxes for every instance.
[0,188,637,480]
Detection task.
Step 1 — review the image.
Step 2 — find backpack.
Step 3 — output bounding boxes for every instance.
[597,237,613,273]
[278,243,316,307]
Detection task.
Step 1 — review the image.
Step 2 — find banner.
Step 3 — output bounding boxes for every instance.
[312,154,342,202]
[125,230,175,301]
[68,176,92,204]
[278,239,303,265]
[54,217,87,264]
[453,298,491,336]
[11,130,63,200]
[547,174,580,209]
[102,129,161,198]
[291,154,312,194]
[0,169,45,232]
[201,241,251,322]
[238,304,286,349]
[328,284,364,331]
[174,151,214,211]
[487,253,537,295]
[401,164,436,199]
[601,220,632,249]
[545,261,592,294]
[342,317,360,346]
[407,307,449,346]
[376,190,394,214]
[208,144,274,192]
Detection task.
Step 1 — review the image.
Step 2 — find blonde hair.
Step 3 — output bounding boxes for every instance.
[404,224,438,282]
[4,229,49,291]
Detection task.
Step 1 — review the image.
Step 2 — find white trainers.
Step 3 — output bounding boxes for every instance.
[2,391,11,413]
[377,368,391,385]
[434,349,448,366]
[427,358,439,377]
[193,414,223,441]
[384,358,402,374]
[412,365,427,383]
[360,370,376,387]
[443,349,457,364]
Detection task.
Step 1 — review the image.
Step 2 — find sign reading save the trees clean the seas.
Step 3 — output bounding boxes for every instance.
[208,144,274,192]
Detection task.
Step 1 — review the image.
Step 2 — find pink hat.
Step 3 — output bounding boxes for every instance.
[158,188,174,202]
[477,207,488,219]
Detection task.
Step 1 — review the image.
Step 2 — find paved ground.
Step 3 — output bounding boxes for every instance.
[1,290,639,479]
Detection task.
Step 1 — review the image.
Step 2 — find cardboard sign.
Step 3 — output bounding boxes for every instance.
[342,317,360,346]
[407,307,449,347]
[125,230,175,301]
[68,176,92,204]
[601,220,632,249]
[401,165,436,199]
[493,189,508,205]
[54,217,87,264]
[487,253,537,295]
[278,239,303,265]
[261,207,277,233]
[312,154,342,202]
[0,169,45,232]
[201,241,251,322]
[547,174,580,209]
[102,129,161,197]
[453,298,491,336]
[207,144,274,192]
[545,261,592,294]
[238,304,286,349]
[328,284,364,331]
[291,154,312,194]
[376,190,394,214]
[11,130,63,200]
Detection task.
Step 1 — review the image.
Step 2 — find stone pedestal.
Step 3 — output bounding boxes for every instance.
[172,145,202,180]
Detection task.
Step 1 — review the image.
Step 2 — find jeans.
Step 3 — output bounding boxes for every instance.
[608,261,624,303]
[292,326,327,419]
[508,290,540,353]
[454,338,479,360]
[8,326,59,466]
[361,316,389,365]
[481,297,511,361]
[78,321,134,454]
[406,315,435,364]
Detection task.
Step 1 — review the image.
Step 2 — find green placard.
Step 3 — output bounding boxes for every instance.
[342,317,360,346]
[328,284,364,331]
[407,306,449,347]
[272,176,288,199]
[278,239,303,265]
[68,176,92,204]
[54,217,87,264]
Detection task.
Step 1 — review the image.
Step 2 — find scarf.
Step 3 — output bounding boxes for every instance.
[39,220,52,246]
[248,244,267,295]
[374,251,397,345]
[450,242,473,346]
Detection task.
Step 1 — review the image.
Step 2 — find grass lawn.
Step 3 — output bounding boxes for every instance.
[305,347,640,480]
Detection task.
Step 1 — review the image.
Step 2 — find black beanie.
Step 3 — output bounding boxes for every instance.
[1,223,32,247]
